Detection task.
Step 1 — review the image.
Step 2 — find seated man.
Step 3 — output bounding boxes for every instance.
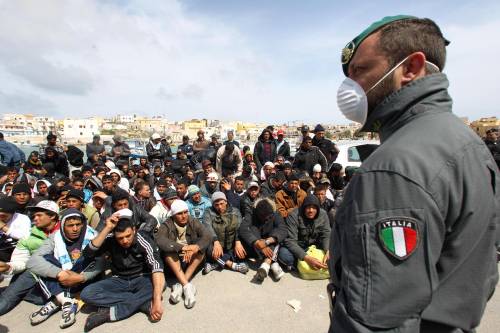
[64,189,100,229]
[155,200,211,309]
[186,185,211,220]
[0,196,31,265]
[97,189,158,235]
[80,215,165,332]
[239,198,287,282]
[203,192,248,274]
[26,209,101,329]
[150,188,178,225]
[0,201,59,315]
[275,173,307,218]
[278,195,331,272]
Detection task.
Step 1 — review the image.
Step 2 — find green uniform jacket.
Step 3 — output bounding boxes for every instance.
[329,74,499,332]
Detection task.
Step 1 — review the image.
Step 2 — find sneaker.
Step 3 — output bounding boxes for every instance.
[256,262,270,281]
[183,283,197,309]
[270,262,285,280]
[60,301,77,329]
[233,262,249,274]
[30,300,60,325]
[84,308,110,332]
[169,283,183,304]
[203,262,218,275]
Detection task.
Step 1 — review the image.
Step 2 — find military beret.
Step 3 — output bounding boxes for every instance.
[341,15,450,76]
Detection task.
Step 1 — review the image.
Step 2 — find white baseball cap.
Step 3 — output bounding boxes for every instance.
[27,200,59,215]
[206,172,219,182]
[151,133,161,140]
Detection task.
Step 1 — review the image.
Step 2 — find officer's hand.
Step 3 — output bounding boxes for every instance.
[212,241,223,260]
[304,255,327,270]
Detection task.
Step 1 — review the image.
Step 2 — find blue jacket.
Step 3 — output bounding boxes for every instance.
[0,140,25,166]
[187,196,212,220]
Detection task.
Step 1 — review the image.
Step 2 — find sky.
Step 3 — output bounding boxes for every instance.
[0,0,498,123]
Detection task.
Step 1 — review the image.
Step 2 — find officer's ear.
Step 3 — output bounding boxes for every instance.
[400,52,426,86]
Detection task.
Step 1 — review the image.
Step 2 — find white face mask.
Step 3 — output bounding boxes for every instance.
[337,56,439,125]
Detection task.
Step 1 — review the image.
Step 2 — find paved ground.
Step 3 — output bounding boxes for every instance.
[0,265,498,333]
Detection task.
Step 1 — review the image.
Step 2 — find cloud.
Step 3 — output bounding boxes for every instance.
[0,0,498,123]
[0,90,58,114]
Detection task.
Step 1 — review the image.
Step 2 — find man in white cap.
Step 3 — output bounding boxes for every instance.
[203,192,248,275]
[155,200,211,309]
[146,133,171,165]
[200,171,219,198]
[0,200,59,315]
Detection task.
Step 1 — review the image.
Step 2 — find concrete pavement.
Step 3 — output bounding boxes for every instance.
[1,266,498,333]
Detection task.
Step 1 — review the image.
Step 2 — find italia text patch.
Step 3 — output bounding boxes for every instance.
[377,217,419,260]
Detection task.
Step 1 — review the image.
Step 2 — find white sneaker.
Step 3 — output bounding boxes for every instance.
[59,301,77,329]
[256,262,270,281]
[183,283,197,309]
[270,262,284,280]
[170,283,183,304]
[30,300,60,325]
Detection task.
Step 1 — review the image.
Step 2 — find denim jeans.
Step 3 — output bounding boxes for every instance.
[80,275,153,321]
[0,270,45,315]
[278,246,297,267]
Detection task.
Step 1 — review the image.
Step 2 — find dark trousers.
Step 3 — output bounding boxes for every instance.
[0,247,15,262]
[37,255,93,300]
[80,275,153,321]
[205,244,239,264]
[0,270,45,315]
[278,246,298,267]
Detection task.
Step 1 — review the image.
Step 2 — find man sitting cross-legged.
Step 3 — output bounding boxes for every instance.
[80,214,165,332]
[26,209,101,329]
[239,198,288,282]
[155,200,211,309]
[203,192,248,275]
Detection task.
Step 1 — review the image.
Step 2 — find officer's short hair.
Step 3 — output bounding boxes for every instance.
[378,18,447,73]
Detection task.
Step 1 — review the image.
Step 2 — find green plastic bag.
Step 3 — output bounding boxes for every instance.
[297,245,330,280]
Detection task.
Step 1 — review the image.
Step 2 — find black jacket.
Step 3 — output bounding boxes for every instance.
[253,130,277,170]
[239,209,288,246]
[98,201,158,235]
[276,140,291,160]
[484,139,500,168]
[312,136,338,164]
[293,146,327,175]
[239,192,258,218]
[83,231,163,277]
[146,142,172,162]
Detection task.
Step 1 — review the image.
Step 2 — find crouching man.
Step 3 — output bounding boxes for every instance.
[278,195,331,272]
[26,209,101,329]
[203,192,248,274]
[239,198,288,282]
[155,200,211,309]
[80,214,165,332]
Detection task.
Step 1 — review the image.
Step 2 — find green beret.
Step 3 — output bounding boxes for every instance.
[341,15,452,77]
[341,15,416,76]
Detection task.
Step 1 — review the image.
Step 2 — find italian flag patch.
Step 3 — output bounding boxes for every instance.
[377,217,419,260]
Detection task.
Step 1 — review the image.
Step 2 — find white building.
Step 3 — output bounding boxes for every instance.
[62,118,99,143]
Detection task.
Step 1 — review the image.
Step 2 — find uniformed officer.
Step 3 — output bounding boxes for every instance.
[329,15,499,332]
